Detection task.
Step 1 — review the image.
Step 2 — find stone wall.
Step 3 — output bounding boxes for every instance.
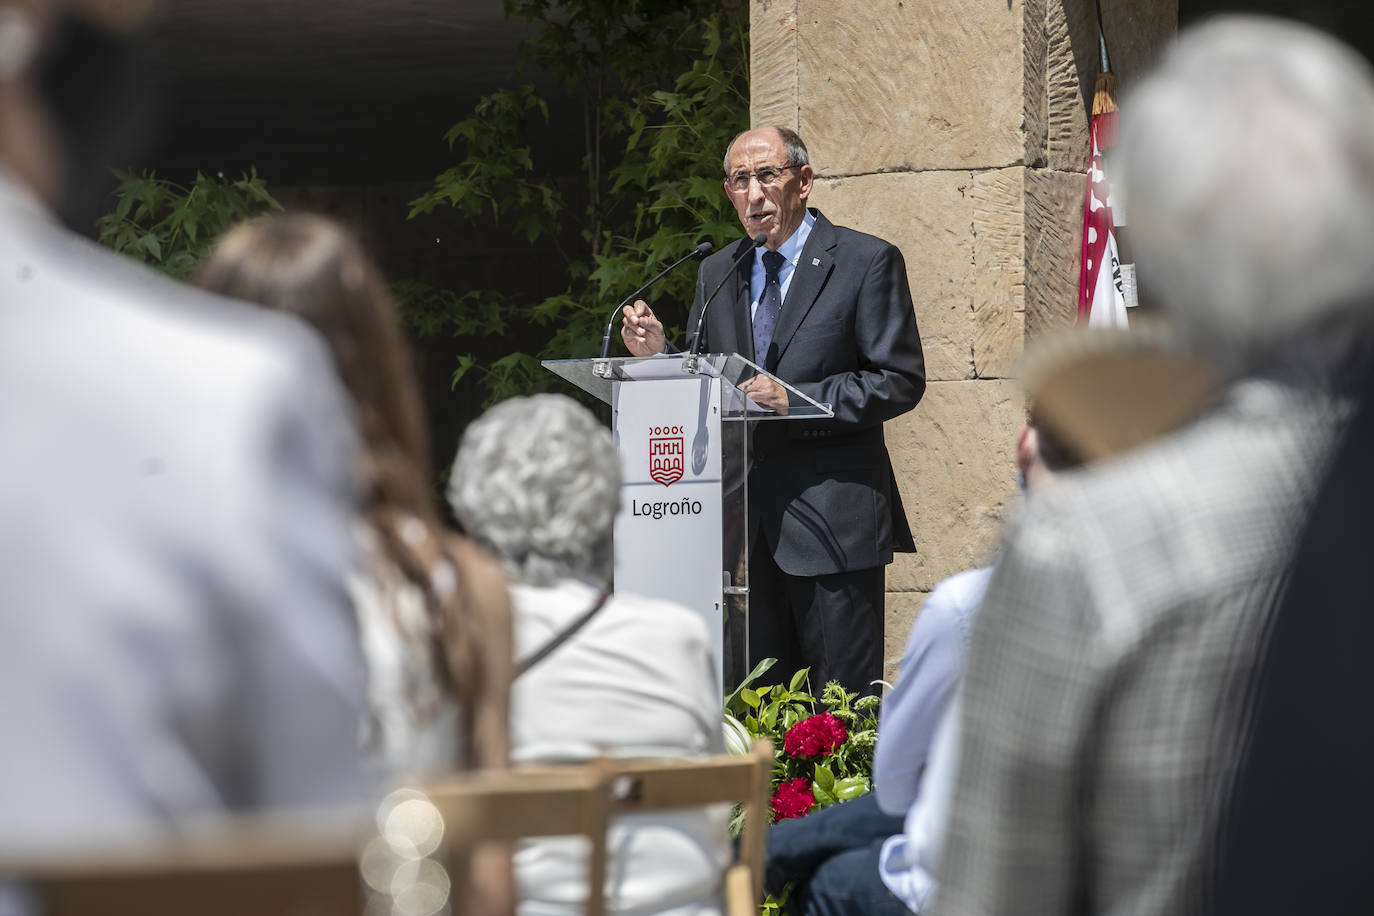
[750,0,1175,678]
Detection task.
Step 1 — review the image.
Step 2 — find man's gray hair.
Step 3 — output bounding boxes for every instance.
[1118,15,1374,368]
[447,394,621,587]
[723,126,810,175]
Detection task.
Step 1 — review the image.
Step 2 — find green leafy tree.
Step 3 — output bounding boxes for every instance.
[95,169,283,279]
[406,2,750,402]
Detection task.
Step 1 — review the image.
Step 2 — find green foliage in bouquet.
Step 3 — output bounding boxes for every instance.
[724,658,880,817]
[722,659,882,913]
[95,169,283,280]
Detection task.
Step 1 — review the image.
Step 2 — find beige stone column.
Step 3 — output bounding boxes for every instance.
[750,0,1176,679]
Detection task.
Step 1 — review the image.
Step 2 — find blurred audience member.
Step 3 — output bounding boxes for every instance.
[764,417,1080,916]
[1211,359,1374,914]
[197,213,512,777]
[934,16,1374,916]
[449,394,728,916]
[0,0,368,862]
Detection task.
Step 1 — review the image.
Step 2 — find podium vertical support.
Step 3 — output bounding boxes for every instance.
[611,375,726,674]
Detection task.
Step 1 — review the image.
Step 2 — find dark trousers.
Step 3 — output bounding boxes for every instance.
[766,794,913,916]
[748,533,885,697]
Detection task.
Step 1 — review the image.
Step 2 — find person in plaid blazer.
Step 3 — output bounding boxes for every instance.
[932,16,1374,916]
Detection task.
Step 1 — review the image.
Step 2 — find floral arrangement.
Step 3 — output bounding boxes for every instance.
[723,660,882,913]
[723,659,882,824]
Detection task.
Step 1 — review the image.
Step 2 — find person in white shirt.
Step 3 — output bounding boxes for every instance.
[448,394,729,916]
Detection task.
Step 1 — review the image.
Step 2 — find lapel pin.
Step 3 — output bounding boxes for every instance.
[811,257,820,266]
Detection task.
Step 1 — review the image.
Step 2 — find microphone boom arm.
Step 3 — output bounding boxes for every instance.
[599,241,713,359]
[688,233,768,358]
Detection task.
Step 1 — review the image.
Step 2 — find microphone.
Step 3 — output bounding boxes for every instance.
[688,233,768,357]
[599,240,714,359]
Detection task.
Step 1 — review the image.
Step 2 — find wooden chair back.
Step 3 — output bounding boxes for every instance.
[4,744,773,916]
[604,739,774,916]
[3,810,369,916]
[423,762,614,916]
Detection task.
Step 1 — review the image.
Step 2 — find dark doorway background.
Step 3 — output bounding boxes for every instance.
[139,0,570,185]
[1178,0,1374,59]
[127,1,586,477]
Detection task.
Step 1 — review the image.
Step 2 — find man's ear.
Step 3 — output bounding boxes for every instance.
[796,164,814,200]
[1015,423,1037,478]
[0,4,43,80]
[0,3,60,205]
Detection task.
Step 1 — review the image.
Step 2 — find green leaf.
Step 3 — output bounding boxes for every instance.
[724,657,777,712]
[813,764,835,793]
[96,168,281,279]
[451,355,477,389]
[740,687,760,709]
[833,777,871,801]
[789,668,811,694]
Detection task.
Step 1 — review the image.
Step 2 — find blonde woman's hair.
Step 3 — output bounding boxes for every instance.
[197,213,508,767]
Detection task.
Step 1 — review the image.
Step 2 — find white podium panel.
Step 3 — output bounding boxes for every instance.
[611,375,724,669]
[543,353,831,689]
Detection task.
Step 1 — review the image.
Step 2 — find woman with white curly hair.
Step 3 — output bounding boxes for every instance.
[449,393,729,916]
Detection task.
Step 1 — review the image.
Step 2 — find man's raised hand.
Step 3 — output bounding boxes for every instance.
[620,300,667,356]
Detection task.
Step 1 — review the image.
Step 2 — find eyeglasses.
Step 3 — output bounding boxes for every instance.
[724,164,804,193]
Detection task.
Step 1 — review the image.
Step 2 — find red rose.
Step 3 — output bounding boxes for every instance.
[771,777,815,820]
[782,712,848,759]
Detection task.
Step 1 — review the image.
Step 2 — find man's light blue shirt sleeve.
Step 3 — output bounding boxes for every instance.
[877,696,964,913]
[872,566,991,816]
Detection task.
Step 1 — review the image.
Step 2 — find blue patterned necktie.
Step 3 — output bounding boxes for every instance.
[753,249,786,365]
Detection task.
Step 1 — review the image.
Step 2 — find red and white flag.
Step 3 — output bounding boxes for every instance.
[1077,73,1132,328]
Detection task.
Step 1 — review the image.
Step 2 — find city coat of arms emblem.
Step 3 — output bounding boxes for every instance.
[648,427,685,486]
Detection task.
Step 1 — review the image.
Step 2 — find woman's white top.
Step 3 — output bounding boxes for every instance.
[510,579,728,916]
[348,523,462,778]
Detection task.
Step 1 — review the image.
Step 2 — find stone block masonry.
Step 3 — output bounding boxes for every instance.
[749,0,1176,675]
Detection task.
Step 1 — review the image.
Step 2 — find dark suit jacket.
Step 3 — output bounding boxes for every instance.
[1211,359,1374,916]
[685,209,925,576]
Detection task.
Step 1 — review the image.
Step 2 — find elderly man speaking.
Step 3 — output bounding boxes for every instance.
[621,126,926,696]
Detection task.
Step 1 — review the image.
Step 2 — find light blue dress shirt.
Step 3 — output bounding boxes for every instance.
[873,565,993,912]
[872,566,991,814]
[878,696,964,914]
[749,209,815,321]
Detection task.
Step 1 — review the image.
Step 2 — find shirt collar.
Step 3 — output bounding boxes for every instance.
[772,208,815,268]
[763,210,813,274]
